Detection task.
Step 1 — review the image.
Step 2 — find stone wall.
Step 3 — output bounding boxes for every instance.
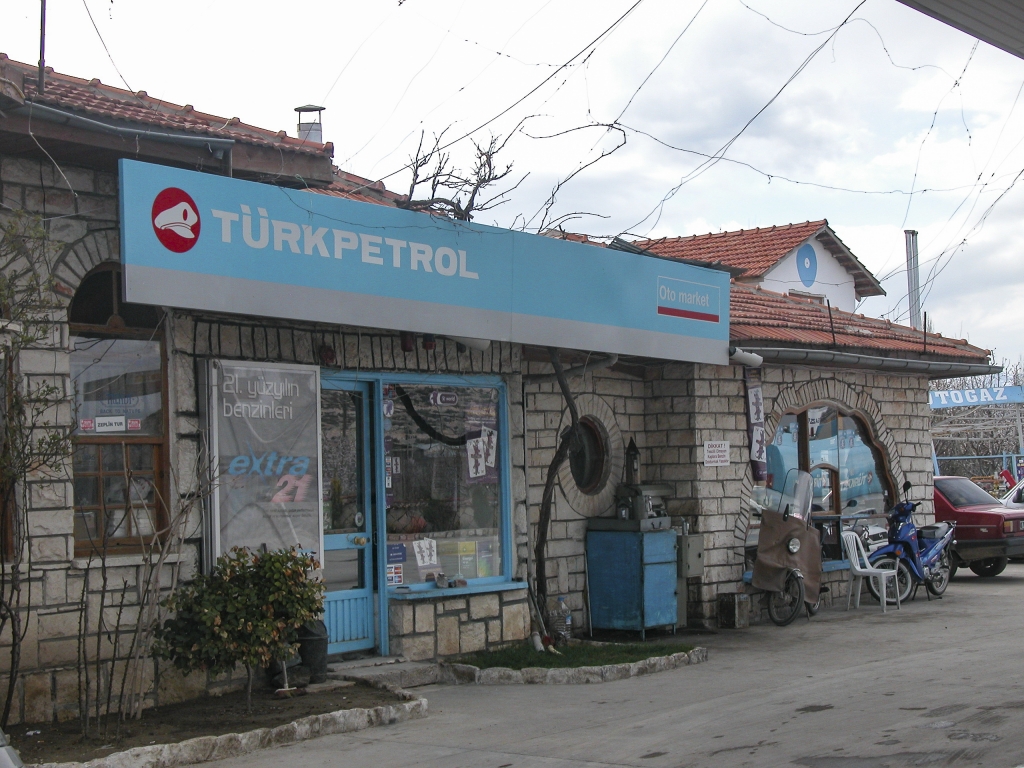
[1,152,534,722]
[692,364,934,626]
[0,154,210,724]
[387,589,531,661]
[523,358,935,630]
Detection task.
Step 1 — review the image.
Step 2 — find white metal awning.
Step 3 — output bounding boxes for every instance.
[897,0,1024,60]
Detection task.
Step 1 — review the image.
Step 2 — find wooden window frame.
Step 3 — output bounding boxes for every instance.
[69,266,170,557]
[782,402,895,510]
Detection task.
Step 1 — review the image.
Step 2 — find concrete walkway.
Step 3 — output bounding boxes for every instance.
[207,565,1024,767]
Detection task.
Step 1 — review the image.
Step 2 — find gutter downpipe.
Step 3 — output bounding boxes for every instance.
[14,101,235,175]
[739,346,1002,378]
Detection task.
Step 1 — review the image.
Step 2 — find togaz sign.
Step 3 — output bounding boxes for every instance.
[119,160,729,364]
[929,386,1024,409]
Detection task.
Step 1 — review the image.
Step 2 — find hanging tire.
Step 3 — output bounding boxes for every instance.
[767,572,805,626]
[866,555,913,604]
[926,549,951,596]
[969,557,1008,578]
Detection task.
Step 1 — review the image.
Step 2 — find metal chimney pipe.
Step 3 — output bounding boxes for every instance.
[904,229,921,329]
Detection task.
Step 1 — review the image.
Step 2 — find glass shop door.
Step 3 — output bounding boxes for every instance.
[320,380,376,654]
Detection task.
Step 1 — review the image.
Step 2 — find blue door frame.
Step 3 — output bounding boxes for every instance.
[320,369,516,656]
[320,378,384,655]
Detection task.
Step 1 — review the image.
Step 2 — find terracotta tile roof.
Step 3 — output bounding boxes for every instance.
[0,54,331,157]
[314,169,406,206]
[730,283,989,361]
[635,220,885,299]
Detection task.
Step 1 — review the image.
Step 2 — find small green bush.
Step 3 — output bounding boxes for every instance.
[153,547,324,710]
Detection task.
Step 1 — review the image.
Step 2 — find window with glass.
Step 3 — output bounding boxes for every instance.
[766,406,891,515]
[760,404,892,562]
[382,382,505,587]
[69,266,167,553]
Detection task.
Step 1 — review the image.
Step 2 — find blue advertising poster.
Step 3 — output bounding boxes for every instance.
[119,160,730,364]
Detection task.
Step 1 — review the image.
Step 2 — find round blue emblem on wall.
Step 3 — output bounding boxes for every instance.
[797,244,817,288]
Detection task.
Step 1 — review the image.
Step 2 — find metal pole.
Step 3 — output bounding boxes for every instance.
[931,442,940,477]
[905,230,921,329]
[1016,404,1024,456]
[37,0,46,94]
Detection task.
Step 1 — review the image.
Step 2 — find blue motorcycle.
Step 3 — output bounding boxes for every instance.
[867,481,956,604]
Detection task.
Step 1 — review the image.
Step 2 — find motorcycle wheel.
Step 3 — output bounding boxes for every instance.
[926,549,951,596]
[767,572,805,627]
[969,557,1008,578]
[866,555,913,604]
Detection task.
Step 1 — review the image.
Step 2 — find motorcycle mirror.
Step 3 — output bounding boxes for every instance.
[782,503,790,521]
[845,498,858,508]
[902,480,912,496]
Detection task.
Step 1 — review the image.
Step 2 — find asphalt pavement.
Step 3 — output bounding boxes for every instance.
[206,564,1024,768]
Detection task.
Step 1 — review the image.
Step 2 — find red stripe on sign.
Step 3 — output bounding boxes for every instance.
[658,306,719,323]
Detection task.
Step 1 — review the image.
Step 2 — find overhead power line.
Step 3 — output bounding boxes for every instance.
[623,0,867,237]
[351,0,650,195]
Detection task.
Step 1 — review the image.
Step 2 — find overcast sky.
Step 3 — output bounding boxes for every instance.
[3,0,1024,364]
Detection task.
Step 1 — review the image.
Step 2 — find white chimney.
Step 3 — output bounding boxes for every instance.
[295,104,325,144]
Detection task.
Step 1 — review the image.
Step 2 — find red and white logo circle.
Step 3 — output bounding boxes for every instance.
[151,187,201,253]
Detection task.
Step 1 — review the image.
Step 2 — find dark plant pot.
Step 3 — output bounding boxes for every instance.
[298,619,329,684]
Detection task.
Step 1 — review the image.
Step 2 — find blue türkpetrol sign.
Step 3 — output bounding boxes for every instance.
[929,386,1024,409]
[119,160,730,363]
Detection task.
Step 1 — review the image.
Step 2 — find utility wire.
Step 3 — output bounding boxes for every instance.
[80,0,138,98]
[352,0,650,195]
[610,0,709,126]
[364,0,557,176]
[623,0,867,236]
[735,0,840,36]
[618,123,985,196]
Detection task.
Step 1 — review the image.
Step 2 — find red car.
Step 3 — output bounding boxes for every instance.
[934,475,1024,577]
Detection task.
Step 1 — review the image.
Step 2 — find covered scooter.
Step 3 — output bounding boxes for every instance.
[751,469,822,626]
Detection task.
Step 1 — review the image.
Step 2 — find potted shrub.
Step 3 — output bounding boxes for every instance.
[153,547,323,712]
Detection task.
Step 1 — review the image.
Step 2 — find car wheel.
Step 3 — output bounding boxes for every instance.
[968,557,1008,578]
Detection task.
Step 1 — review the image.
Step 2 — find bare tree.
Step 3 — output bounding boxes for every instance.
[0,210,74,728]
[399,131,522,221]
[533,349,581,629]
[75,436,209,739]
[931,360,1024,480]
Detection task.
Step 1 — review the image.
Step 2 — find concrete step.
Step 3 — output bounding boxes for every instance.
[328,658,441,689]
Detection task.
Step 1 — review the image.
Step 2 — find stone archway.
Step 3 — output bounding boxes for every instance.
[52,229,120,299]
[730,375,906,558]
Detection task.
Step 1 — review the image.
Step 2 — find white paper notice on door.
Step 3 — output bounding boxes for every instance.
[412,538,438,568]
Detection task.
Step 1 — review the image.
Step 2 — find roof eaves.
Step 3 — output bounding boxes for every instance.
[814,225,885,299]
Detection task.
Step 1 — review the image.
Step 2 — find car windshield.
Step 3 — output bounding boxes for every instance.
[935,477,997,508]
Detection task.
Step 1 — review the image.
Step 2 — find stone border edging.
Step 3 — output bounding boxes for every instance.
[28,682,427,768]
[441,646,707,685]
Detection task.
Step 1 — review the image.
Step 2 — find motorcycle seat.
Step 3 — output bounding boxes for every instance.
[918,522,951,541]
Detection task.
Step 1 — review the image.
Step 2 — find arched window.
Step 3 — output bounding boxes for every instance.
[69,264,167,553]
[766,405,893,516]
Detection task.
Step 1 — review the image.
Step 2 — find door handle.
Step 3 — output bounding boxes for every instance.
[352,536,368,546]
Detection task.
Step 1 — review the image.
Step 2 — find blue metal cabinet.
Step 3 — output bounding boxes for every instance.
[586,529,678,638]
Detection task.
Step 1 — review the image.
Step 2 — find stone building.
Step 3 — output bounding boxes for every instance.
[0,53,999,724]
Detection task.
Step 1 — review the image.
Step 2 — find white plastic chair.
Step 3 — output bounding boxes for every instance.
[841,530,901,613]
